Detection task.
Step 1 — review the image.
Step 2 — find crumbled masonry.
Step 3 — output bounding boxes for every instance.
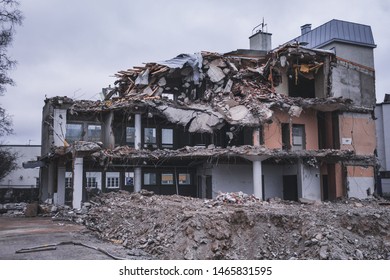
[44,44,375,166]
[51,191,390,260]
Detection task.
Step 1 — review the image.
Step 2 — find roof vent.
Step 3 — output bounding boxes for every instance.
[300,24,311,35]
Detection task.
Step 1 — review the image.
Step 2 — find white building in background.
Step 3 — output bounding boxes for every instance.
[375,95,390,196]
[0,145,41,190]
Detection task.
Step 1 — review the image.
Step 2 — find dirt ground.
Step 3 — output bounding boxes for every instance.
[2,191,390,260]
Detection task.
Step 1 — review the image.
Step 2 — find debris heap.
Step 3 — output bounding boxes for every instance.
[80,191,390,260]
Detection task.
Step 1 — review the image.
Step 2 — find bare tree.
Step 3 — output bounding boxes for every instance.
[0,0,23,94]
[0,0,22,180]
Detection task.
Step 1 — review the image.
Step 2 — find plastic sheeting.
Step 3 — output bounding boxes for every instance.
[158,53,203,85]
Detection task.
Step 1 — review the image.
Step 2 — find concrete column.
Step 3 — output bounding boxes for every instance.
[53,109,67,146]
[134,113,142,192]
[47,163,55,202]
[135,113,142,150]
[72,157,83,209]
[104,111,115,149]
[253,160,263,200]
[56,166,66,205]
[134,167,142,192]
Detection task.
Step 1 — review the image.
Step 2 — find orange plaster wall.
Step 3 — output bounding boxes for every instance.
[347,166,374,177]
[335,163,344,198]
[263,109,319,150]
[339,113,376,155]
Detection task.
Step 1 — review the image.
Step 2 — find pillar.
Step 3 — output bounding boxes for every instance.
[47,163,55,203]
[134,113,142,192]
[104,111,115,149]
[56,166,66,205]
[135,113,142,150]
[253,160,263,199]
[73,157,83,209]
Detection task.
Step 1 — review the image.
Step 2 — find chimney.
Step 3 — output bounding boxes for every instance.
[300,24,311,35]
[249,31,272,52]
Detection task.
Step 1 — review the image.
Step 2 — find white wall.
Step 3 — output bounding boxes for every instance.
[211,164,253,197]
[207,162,321,201]
[347,177,375,199]
[53,109,67,147]
[299,163,321,200]
[376,103,390,171]
[0,145,41,189]
[263,164,283,199]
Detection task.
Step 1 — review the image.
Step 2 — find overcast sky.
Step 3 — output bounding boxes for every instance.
[1,0,389,145]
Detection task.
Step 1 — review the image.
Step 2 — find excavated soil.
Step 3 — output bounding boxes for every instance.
[77,191,390,260]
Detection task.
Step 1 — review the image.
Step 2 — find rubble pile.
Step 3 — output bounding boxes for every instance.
[65,46,360,135]
[213,191,259,204]
[81,191,390,260]
[0,202,27,216]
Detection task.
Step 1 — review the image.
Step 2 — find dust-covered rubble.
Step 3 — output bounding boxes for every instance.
[78,191,390,260]
[4,191,389,260]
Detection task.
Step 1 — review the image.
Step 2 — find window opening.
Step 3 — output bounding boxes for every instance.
[144,173,157,185]
[66,123,83,142]
[87,124,102,142]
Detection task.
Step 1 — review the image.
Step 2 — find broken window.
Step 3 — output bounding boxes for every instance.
[126,127,135,144]
[161,128,173,148]
[282,123,306,151]
[292,124,305,151]
[106,172,120,188]
[144,127,157,148]
[87,124,102,142]
[161,173,174,185]
[288,67,315,98]
[66,123,83,143]
[179,173,191,185]
[144,172,157,185]
[125,172,134,186]
[282,123,291,150]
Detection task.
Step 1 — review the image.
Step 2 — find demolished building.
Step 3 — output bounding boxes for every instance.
[39,19,377,208]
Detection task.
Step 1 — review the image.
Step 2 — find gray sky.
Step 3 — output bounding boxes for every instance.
[1,0,389,145]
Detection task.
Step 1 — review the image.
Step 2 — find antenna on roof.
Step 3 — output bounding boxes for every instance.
[252,17,268,34]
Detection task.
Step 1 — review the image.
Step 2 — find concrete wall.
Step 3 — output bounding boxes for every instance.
[208,162,321,201]
[346,166,375,199]
[263,164,283,199]
[41,102,54,156]
[298,162,321,201]
[53,109,67,147]
[0,145,41,189]
[211,164,253,197]
[375,103,390,171]
[330,60,375,108]
[324,42,375,69]
[339,112,376,155]
[264,109,319,150]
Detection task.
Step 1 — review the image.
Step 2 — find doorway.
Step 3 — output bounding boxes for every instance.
[283,175,298,201]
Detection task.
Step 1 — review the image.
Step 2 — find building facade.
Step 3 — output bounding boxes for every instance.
[375,94,390,197]
[0,145,41,202]
[39,20,377,208]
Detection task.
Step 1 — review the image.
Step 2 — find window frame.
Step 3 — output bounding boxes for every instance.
[87,124,102,142]
[65,123,83,143]
[105,172,120,189]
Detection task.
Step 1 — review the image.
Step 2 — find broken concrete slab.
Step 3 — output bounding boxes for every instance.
[207,64,226,83]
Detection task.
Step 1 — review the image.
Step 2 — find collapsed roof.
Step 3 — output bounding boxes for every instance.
[50,44,367,135]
